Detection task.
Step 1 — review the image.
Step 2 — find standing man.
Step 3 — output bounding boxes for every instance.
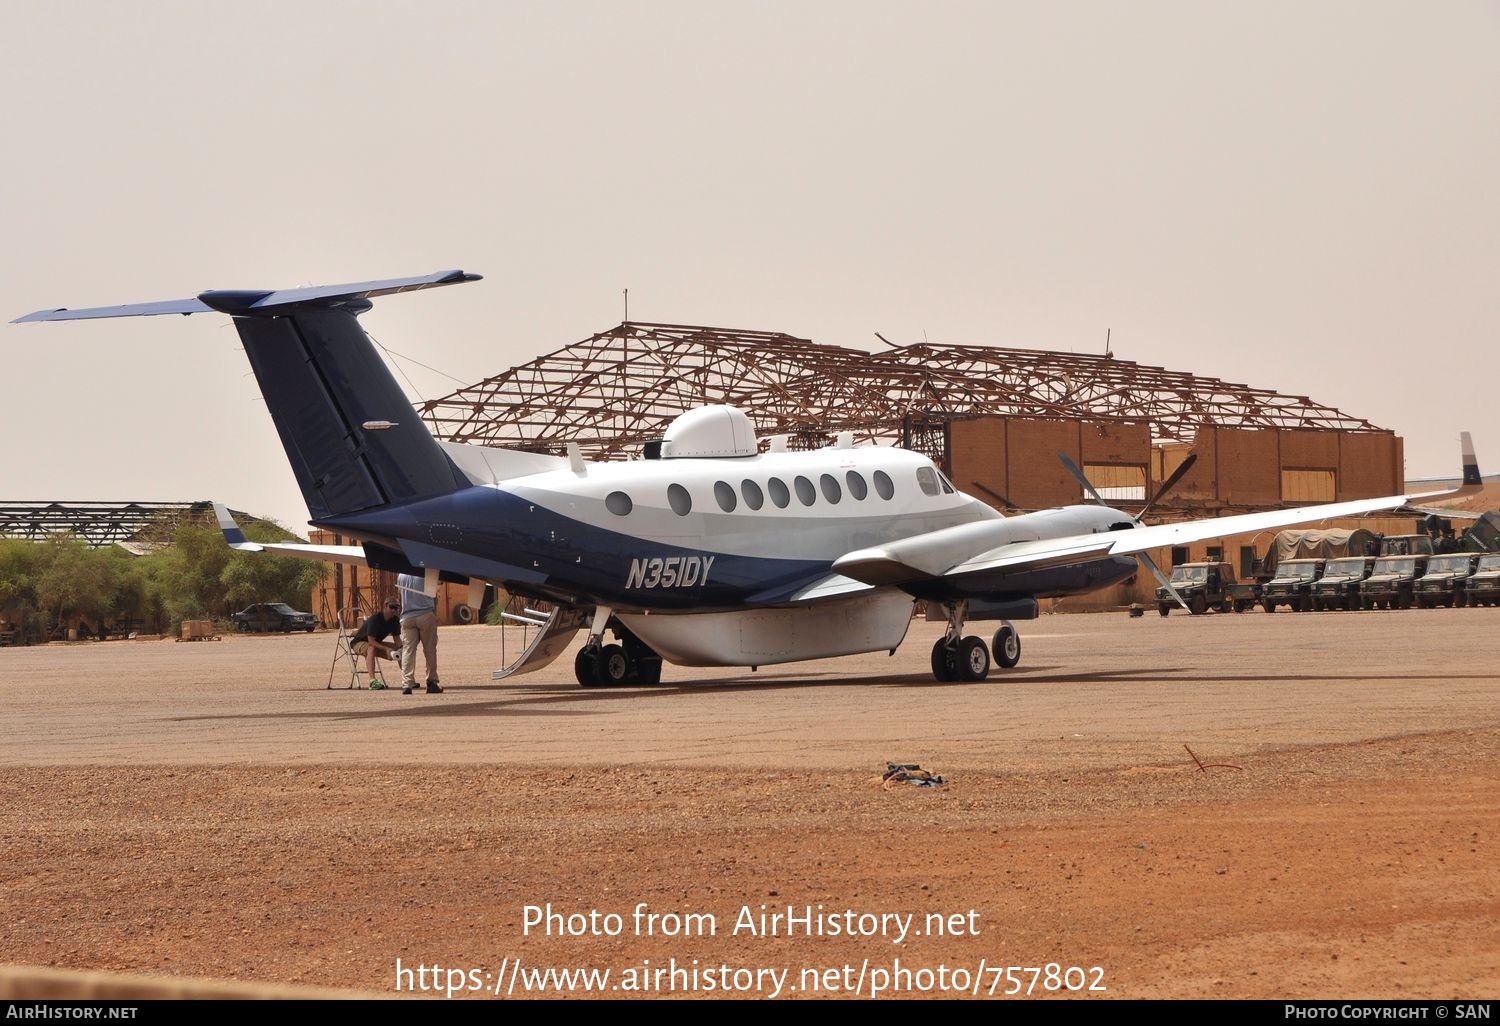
[350,599,402,689]
[396,572,442,695]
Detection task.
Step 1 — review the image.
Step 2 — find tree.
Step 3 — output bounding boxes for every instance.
[33,537,117,630]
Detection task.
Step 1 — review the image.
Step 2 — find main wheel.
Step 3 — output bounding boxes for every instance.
[635,658,663,685]
[992,624,1021,668]
[595,644,630,686]
[930,639,958,682]
[574,648,600,687]
[958,636,989,681]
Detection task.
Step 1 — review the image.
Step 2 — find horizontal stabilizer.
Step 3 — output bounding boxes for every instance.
[214,502,369,566]
[13,269,480,323]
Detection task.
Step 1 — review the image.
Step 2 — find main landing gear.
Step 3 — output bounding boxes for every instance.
[929,600,1021,682]
[573,607,664,688]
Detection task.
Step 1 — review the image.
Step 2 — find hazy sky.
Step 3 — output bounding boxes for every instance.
[3,1,1496,535]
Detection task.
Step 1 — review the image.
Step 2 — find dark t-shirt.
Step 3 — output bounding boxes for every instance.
[352,612,399,645]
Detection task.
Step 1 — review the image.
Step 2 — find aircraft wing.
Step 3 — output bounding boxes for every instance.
[837,434,1483,589]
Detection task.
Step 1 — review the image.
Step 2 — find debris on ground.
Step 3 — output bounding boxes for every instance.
[879,762,946,789]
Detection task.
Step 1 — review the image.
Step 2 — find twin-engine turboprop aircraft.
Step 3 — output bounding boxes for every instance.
[15,270,1482,686]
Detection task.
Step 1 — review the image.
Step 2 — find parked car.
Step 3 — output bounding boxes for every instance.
[1415,553,1481,608]
[1261,558,1326,613]
[1156,561,1258,616]
[232,603,318,633]
[1464,553,1500,607]
[1361,554,1430,610]
[1310,556,1377,611]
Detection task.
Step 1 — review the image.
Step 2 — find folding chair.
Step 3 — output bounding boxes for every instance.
[327,607,397,690]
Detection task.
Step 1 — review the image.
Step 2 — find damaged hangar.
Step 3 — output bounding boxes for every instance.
[415,322,1404,609]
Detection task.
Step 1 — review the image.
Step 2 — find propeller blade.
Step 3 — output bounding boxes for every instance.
[970,481,1017,511]
[1137,453,1198,522]
[1057,452,1108,506]
[1139,552,1191,611]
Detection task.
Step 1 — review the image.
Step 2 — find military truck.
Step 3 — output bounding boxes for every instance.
[1260,558,1325,613]
[1415,552,1481,608]
[1378,534,1434,557]
[1463,553,1500,607]
[1155,561,1258,616]
[1310,556,1377,611]
[1360,553,1430,610]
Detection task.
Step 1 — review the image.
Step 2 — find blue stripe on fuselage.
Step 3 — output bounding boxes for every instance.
[323,485,829,611]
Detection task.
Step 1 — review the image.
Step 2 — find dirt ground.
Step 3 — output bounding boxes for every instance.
[0,608,1495,1000]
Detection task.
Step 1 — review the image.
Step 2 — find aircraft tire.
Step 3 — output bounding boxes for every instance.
[635,658,663,685]
[930,639,958,682]
[992,624,1021,668]
[596,644,630,686]
[958,636,990,681]
[575,649,601,688]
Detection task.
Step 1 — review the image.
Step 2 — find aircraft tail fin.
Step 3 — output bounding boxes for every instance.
[16,270,480,523]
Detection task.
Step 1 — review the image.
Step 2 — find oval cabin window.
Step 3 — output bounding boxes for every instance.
[794,476,817,506]
[768,477,791,508]
[714,480,737,512]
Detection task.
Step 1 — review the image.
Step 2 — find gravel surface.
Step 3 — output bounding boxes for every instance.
[1,609,1495,999]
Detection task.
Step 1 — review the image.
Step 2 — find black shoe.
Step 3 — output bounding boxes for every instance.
[425,682,443,694]
[402,684,414,695]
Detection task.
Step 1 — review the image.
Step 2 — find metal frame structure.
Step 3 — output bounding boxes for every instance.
[0,501,254,551]
[418,322,1384,467]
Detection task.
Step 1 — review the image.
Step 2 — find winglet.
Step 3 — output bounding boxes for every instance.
[1409,431,1485,502]
[1461,431,1482,489]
